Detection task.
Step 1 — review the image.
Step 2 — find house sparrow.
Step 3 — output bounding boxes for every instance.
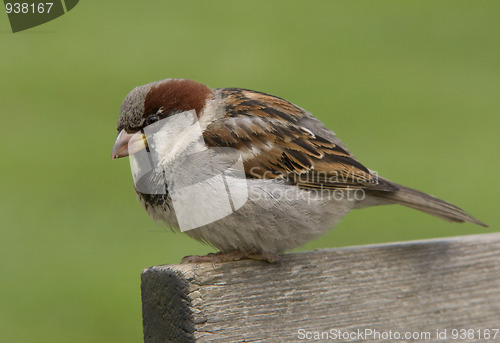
[112,78,487,263]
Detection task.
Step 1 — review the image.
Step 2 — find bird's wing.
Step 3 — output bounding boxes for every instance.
[203,88,397,192]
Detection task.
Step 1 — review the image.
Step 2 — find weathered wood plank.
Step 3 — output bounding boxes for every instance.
[141,233,500,343]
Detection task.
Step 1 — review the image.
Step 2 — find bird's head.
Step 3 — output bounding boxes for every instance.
[111,78,213,159]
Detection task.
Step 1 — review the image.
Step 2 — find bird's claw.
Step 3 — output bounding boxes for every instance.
[181,250,282,265]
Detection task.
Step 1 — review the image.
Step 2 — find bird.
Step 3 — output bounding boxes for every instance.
[111,78,487,263]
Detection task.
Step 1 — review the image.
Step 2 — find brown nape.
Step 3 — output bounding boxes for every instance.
[144,79,213,118]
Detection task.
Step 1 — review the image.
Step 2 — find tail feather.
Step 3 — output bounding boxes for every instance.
[368,178,487,227]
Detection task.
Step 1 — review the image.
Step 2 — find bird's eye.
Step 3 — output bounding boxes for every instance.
[145,115,159,126]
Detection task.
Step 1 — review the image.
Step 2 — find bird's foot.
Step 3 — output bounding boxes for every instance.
[181,250,281,265]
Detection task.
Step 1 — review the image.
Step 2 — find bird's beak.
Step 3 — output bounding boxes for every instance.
[111,129,147,160]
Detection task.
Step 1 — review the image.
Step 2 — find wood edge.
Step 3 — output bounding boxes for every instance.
[141,267,197,342]
[145,232,500,272]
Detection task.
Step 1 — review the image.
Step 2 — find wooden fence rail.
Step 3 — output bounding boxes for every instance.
[141,233,500,343]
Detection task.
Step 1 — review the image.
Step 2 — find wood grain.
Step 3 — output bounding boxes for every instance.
[141,233,500,342]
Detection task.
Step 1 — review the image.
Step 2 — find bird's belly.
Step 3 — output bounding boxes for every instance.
[138,180,356,253]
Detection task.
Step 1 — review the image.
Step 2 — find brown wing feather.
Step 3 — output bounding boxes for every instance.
[204,89,397,192]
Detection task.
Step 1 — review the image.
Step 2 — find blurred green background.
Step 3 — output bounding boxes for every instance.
[1,1,498,342]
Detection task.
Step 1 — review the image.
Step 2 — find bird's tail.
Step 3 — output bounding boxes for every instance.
[369,178,487,227]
